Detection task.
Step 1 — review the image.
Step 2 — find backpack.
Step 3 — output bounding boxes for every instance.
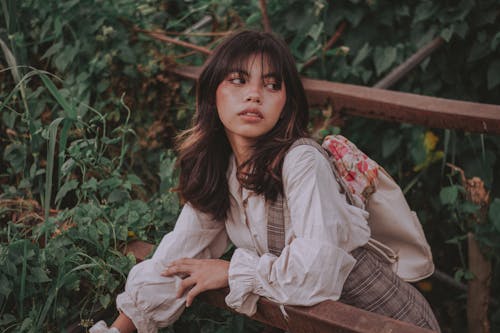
[267,136,435,282]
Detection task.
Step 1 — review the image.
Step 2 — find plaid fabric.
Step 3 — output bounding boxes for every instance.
[267,138,348,257]
[340,247,441,332]
[267,194,289,256]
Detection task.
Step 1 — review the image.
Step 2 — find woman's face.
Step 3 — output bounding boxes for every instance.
[215,54,287,149]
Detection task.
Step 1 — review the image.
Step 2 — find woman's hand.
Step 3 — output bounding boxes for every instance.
[162,258,230,307]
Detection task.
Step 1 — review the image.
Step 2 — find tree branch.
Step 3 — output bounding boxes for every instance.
[302,21,347,70]
[136,28,213,55]
[259,0,272,33]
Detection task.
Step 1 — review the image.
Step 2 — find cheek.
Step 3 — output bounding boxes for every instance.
[215,84,233,111]
[275,91,287,117]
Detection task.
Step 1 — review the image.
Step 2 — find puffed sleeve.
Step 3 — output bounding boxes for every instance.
[116,203,229,333]
[225,145,371,316]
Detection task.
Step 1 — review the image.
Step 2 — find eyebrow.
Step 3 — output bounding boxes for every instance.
[227,69,281,80]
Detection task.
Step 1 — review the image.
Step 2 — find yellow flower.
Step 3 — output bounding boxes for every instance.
[413,131,443,172]
[413,151,444,172]
[128,230,136,238]
[424,131,439,152]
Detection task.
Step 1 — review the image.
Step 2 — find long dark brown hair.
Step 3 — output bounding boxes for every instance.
[176,30,309,221]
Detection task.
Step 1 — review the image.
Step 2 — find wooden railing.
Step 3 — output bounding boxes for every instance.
[125,241,435,333]
[169,65,500,135]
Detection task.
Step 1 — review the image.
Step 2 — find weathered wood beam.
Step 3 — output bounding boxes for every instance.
[200,288,434,333]
[125,240,434,333]
[168,65,500,135]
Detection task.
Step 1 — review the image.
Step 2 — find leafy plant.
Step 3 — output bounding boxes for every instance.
[1,0,499,332]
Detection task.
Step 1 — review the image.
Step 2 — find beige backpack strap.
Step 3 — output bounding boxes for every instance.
[293,138,355,204]
[266,138,352,256]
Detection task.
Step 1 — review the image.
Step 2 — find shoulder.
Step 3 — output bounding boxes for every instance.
[284,140,330,168]
[283,141,333,182]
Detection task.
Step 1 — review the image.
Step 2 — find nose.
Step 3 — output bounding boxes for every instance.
[244,82,262,104]
[245,94,261,104]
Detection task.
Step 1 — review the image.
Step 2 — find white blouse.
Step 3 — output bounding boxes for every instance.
[116,145,371,333]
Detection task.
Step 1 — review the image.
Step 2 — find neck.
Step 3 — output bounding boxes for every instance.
[232,143,253,167]
[227,138,254,167]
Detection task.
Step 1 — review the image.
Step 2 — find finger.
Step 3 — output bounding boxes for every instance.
[162,262,196,276]
[186,284,204,307]
[169,258,199,267]
[177,276,196,298]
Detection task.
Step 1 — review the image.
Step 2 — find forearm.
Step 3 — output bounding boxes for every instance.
[225,238,356,316]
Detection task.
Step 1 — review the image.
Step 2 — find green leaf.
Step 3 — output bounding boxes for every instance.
[20,317,33,331]
[454,22,469,39]
[99,294,111,308]
[60,158,76,176]
[0,275,12,297]
[127,174,143,185]
[487,60,500,90]
[100,177,122,191]
[128,211,140,224]
[489,198,500,231]
[352,43,371,67]
[440,26,454,42]
[382,134,402,158]
[29,267,52,283]
[39,73,77,119]
[454,269,464,281]
[54,16,62,36]
[412,2,438,25]
[55,179,79,205]
[491,32,500,51]
[116,224,128,241]
[307,22,324,42]
[464,270,475,280]
[343,7,364,27]
[41,41,64,60]
[461,201,479,214]
[3,142,27,172]
[82,177,98,191]
[440,185,459,205]
[108,189,130,203]
[0,314,16,326]
[373,46,397,76]
[45,117,65,221]
[445,234,467,244]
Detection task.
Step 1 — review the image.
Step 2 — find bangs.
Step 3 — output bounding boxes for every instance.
[214,34,285,82]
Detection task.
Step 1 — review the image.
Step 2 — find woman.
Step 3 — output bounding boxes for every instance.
[91,30,440,333]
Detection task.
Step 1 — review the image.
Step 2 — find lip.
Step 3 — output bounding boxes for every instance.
[238,108,263,119]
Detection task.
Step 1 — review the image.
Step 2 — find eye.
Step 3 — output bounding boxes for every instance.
[230,77,245,84]
[264,79,282,91]
[227,73,245,85]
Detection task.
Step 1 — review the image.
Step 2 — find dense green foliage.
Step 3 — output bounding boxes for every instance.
[1,0,499,332]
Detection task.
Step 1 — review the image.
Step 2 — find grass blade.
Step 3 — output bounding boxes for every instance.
[19,241,28,319]
[480,134,486,163]
[57,119,72,190]
[0,38,30,115]
[0,37,20,83]
[44,117,65,222]
[39,72,77,120]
